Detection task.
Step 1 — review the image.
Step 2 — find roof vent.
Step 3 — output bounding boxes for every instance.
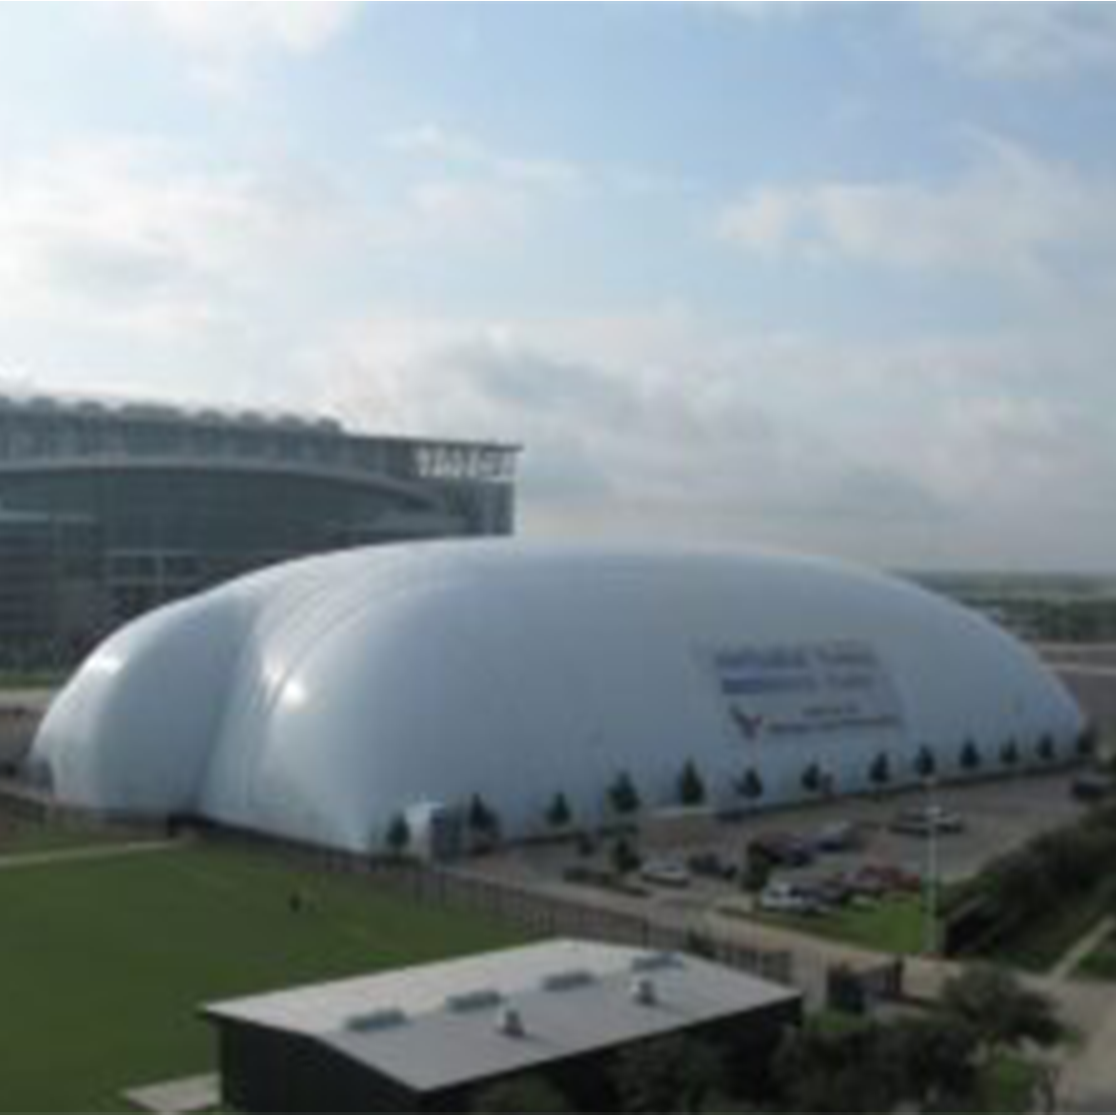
[630,951,680,974]
[541,969,595,992]
[346,1008,407,1033]
[445,989,503,1013]
[631,976,657,1006]
[496,1005,525,1038]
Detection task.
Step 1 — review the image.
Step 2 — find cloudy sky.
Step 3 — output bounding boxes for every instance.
[1,3,1115,572]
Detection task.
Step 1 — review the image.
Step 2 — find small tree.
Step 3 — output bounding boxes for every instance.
[467,794,500,848]
[612,1035,726,1113]
[608,771,641,817]
[677,759,706,807]
[1076,722,1098,760]
[915,745,937,779]
[1037,734,1057,763]
[545,791,572,830]
[941,963,1062,1068]
[801,761,823,796]
[385,812,411,858]
[472,1074,571,1113]
[1000,738,1020,769]
[735,766,764,804]
[868,752,892,792]
[960,739,982,773]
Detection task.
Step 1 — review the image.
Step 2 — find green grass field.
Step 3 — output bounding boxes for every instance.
[0,842,527,1112]
[0,815,133,857]
[743,894,927,955]
[1078,927,1116,981]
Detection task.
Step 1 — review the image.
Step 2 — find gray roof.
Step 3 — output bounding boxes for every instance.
[203,939,800,1093]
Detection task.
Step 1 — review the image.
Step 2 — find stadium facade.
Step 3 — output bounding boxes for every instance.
[30,542,1084,854]
[0,395,517,666]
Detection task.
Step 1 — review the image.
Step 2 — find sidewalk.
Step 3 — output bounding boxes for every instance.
[0,838,182,871]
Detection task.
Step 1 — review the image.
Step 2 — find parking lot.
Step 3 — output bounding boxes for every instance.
[471,768,1089,925]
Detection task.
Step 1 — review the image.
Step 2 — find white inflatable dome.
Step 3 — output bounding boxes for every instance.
[30,542,1083,852]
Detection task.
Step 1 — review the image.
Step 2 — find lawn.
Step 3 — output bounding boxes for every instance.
[0,843,528,1111]
[745,894,927,955]
[1078,927,1116,981]
[0,813,133,857]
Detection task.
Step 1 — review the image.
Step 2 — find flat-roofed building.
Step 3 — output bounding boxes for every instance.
[202,939,802,1112]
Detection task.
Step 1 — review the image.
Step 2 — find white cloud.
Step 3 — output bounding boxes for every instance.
[917,3,1116,80]
[0,140,332,335]
[385,123,586,194]
[305,307,1116,569]
[717,135,1116,283]
[133,2,357,94]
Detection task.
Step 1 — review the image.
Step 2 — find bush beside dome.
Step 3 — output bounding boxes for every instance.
[29,542,1085,854]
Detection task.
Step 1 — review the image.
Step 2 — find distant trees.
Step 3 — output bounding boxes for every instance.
[467,794,501,850]
[734,767,764,805]
[868,752,891,793]
[384,812,410,858]
[545,791,573,830]
[1037,734,1057,763]
[677,760,706,807]
[1077,722,1098,760]
[608,772,641,818]
[915,745,937,779]
[960,739,982,773]
[800,762,823,796]
[1000,738,1020,769]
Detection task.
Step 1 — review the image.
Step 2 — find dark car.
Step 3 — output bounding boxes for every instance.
[749,832,814,867]
[808,875,854,908]
[847,862,922,897]
[812,821,864,853]
[1071,772,1116,802]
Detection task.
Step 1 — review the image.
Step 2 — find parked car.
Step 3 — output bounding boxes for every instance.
[835,863,920,899]
[639,859,691,888]
[1071,772,1116,802]
[759,880,824,915]
[812,821,864,853]
[810,875,854,907]
[889,805,964,836]
[687,850,736,881]
[749,832,814,867]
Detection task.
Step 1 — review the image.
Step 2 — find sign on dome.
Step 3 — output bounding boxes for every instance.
[702,640,905,744]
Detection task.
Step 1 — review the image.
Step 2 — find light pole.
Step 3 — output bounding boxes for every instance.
[922,775,939,957]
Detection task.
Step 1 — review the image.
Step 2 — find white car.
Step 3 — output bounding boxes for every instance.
[889,805,964,835]
[759,880,820,915]
[639,859,691,888]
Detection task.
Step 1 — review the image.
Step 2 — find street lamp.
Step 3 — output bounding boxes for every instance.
[922,774,939,957]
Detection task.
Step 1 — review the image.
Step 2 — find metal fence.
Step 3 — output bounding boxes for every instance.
[184,821,795,986]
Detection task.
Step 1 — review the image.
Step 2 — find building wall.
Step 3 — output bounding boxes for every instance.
[0,397,516,664]
[210,996,802,1113]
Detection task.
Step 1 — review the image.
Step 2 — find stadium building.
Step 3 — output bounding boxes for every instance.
[30,542,1085,854]
[0,395,517,666]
